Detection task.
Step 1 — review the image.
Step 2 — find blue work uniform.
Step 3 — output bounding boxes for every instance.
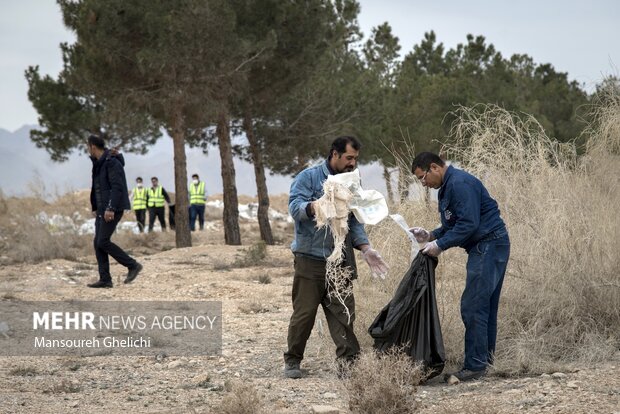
[431,165,510,371]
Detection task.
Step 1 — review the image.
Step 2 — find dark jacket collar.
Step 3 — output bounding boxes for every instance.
[92,149,110,175]
[439,164,455,197]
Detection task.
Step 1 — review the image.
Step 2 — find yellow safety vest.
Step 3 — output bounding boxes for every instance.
[148,186,165,207]
[132,187,147,210]
[190,181,206,205]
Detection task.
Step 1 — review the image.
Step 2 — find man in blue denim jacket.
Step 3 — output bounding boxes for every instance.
[283,136,388,379]
[410,152,510,382]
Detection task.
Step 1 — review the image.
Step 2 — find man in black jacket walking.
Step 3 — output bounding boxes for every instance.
[86,135,143,288]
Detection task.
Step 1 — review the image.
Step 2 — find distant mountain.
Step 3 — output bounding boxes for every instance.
[0,125,388,199]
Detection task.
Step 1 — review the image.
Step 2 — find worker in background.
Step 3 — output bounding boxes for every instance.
[131,177,147,233]
[147,176,171,232]
[189,173,207,231]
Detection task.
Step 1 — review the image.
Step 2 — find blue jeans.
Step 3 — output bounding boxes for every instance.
[189,204,205,231]
[461,229,510,371]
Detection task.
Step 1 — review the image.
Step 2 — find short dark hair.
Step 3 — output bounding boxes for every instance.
[136,177,143,182]
[88,134,105,149]
[329,136,361,159]
[151,177,158,181]
[411,152,445,172]
[192,174,199,179]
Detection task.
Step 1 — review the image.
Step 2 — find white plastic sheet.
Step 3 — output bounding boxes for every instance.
[389,213,420,262]
[325,169,389,225]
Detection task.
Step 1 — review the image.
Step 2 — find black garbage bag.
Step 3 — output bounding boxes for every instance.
[368,252,445,379]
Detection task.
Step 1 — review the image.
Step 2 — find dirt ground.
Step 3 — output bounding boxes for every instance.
[0,227,618,413]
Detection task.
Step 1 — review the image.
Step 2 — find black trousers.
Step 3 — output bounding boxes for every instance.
[94,212,137,283]
[168,205,176,231]
[284,255,360,364]
[134,209,146,233]
[148,206,166,232]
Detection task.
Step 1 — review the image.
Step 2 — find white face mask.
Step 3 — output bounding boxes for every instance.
[137,183,143,188]
[193,179,199,185]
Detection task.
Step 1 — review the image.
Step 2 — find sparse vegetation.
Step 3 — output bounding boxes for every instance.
[346,350,424,414]
[48,379,82,394]
[0,190,291,266]
[213,259,233,271]
[237,300,270,314]
[216,380,264,414]
[232,241,268,268]
[361,90,620,375]
[257,274,271,284]
[9,366,39,377]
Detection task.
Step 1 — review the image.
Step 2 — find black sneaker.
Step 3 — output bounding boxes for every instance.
[87,280,113,288]
[124,263,143,284]
[284,361,302,379]
[444,368,487,383]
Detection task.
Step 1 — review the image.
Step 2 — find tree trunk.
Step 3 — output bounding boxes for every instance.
[243,108,274,245]
[171,106,192,248]
[382,164,394,205]
[398,165,410,203]
[217,110,241,245]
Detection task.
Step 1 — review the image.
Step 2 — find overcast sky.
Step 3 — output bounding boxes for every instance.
[0,0,618,132]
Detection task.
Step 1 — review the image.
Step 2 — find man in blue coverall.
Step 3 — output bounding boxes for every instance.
[283,136,388,379]
[410,152,510,382]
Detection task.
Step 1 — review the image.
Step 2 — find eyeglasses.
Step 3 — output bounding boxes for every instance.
[418,169,430,183]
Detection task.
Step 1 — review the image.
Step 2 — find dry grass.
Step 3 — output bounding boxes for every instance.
[215,380,264,414]
[257,274,271,284]
[345,349,424,414]
[0,181,291,265]
[0,207,86,263]
[47,379,82,394]
[9,366,39,377]
[237,300,266,314]
[232,241,268,267]
[237,300,270,314]
[359,88,620,375]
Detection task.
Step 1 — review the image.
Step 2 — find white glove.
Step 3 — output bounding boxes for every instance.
[362,248,389,279]
[410,227,431,243]
[422,240,442,257]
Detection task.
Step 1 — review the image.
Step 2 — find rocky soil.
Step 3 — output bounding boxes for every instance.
[0,229,618,413]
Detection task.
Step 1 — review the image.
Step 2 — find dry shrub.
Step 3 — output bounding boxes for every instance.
[9,366,39,377]
[213,259,233,271]
[48,379,82,394]
[216,380,264,414]
[237,300,270,314]
[0,189,91,263]
[257,274,271,284]
[346,350,423,414]
[0,187,178,264]
[360,89,620,375]
[0,204,87,263]
[233,241,267,267]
